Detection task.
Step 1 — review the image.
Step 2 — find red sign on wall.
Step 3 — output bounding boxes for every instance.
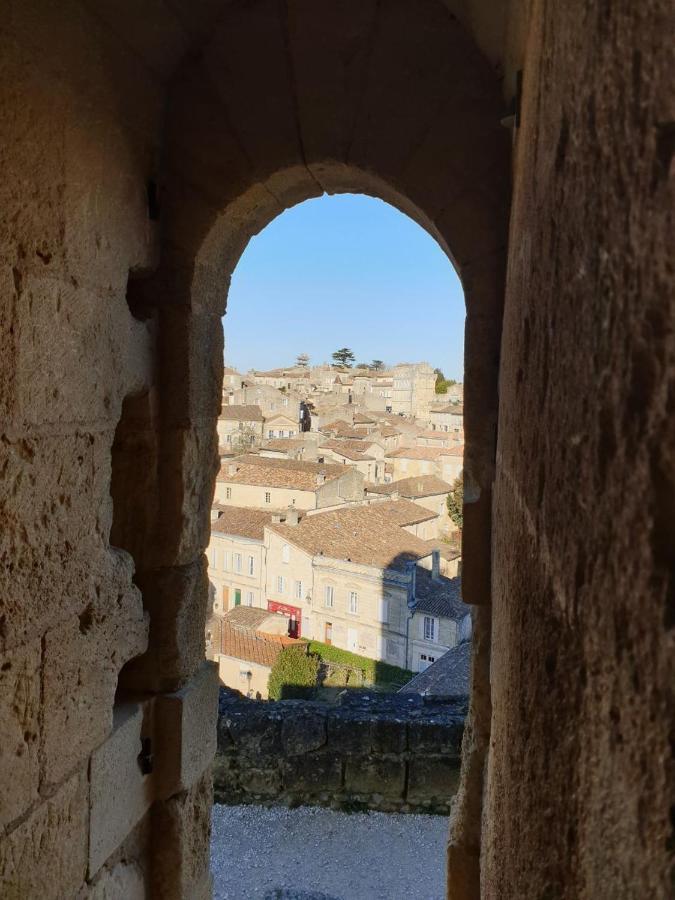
[267,601,302,638]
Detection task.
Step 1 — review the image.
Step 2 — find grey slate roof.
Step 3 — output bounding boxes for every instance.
[399,641,472,697]
[413,571,468,620]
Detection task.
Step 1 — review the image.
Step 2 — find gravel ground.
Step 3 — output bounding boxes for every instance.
[211,804,448,900]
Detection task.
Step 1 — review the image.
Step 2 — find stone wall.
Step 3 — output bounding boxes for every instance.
[214,691,466,814]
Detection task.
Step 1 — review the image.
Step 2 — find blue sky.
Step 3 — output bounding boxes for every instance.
[223,194,465,380]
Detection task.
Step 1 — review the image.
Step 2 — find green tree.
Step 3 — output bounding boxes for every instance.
[331,347,355,368]
[371,359,385,371]
[446,473,463,531]
[435,373,448,394]
[230,423,259,454]
[296,353,310,368]
[268,646,320,700]
[355,362,370,369]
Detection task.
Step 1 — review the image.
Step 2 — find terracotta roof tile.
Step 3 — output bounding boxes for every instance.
[219,404,264,422]
[217,455,347,491]
[211,507,275,540]
[268,500,436,569]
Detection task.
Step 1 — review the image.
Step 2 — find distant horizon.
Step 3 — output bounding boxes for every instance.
[225,359,462,379]
[222,194,465,381]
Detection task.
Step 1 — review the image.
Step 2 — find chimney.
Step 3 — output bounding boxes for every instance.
[431,549,441,580]
[316,472,326,486]
[271,512,283,524]
[228,462,238,476]
[286,507,299,526]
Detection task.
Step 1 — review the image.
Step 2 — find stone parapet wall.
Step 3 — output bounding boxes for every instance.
[214,690,466,814]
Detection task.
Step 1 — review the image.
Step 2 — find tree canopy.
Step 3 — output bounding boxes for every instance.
[446,473,463,531]
[371,359,385,370]
[296,352,310,368]
[331,347,356,368]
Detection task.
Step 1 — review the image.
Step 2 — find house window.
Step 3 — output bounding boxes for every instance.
[226,487,232,499]
[265,492,271,504]
[234,553,242,574]
[222,551,229,571]
[277,575,286,593]
[281,544,290,563]
[247,555,254,576]
[295,580,303,600]
[245,591,254,607]
[268,430,274,438]
[423,616,436,641]
[348,591,358,614]
[378,598,389,623]
[324,585,334,608]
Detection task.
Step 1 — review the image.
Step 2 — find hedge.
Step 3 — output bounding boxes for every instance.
[268,646,320,700]
[307,641,413,688]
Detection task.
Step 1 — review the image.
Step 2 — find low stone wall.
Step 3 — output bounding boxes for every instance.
[214,689,467,814]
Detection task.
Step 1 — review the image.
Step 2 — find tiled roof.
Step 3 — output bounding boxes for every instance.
[261,439,308,451]
[374,426,402,438]
[386,447,444,461]
[217,455,346,491]
[208,616,305,668]
[399,641,472,697]
[367,475,452,498]
[413,572,468,620]
[416,430,451,440]
[353,413,376,424]
[319,440,375,461]
[265,413,298,423]
[431,404,464,415]
[219,404,264,422]
[211,507,275,540]
[268,500,435,569]
[439,445,465,457]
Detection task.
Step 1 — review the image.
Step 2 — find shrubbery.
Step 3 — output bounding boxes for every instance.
[307,641,413,688]
[268,646,320,700]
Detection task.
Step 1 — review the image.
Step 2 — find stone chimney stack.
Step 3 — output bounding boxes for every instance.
[286,507,299,526]
[228,462,238,476]
[431,549,441,580]
[316,472,326,486]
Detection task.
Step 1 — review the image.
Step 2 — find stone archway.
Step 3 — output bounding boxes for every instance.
[122,0,511,891]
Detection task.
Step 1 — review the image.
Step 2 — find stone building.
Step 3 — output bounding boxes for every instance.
[216,404,264,451]
[430,403,464,435]
[214,455,365,511]
[1,3,671,900]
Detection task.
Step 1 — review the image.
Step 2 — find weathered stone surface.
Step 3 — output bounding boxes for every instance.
[222,705,282,759]
[370,716,408,755]
[281,707,327,756]
[0,639,41,829]
[120,557,210,692]
[327,711,372,754]
[239,767,282,798]
[42,552,148,787]
[84,860,146,900]
[0,768,88,899]
[150,771,213,900]
[344,756,406,798]
[154,661,219,798]
[407,757,460,803]
[282,753,343,794]
[88,703,154,878]
[408,718,463,757]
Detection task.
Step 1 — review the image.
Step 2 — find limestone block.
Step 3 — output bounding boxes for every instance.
[370,716,408,755]
[287,0,378,165]
[84,861,146,900]
[88,703,155,878]
[150,771,213,900]
[201,0,304,176]
[326,711,372,754]
[0,768,88,899]
[120,557,209,692]
[407,757,461,803]
[154,661,219,799]
[0,431,121,650]
[280,707,327,756]
[0,639,41,829]
[408,719,463,757]
[222,705,282,759]
[239,767,282,798]
[282,752,342,794]
[344,756,406,798]
[3,271,153,429]
[42,555,148,787]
